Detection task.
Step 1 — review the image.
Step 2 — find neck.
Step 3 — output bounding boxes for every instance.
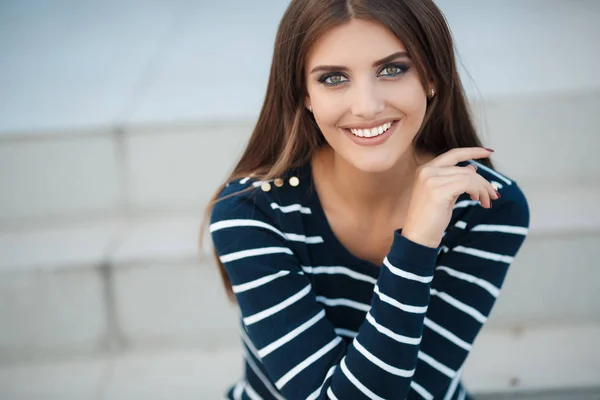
[314,146,427,221]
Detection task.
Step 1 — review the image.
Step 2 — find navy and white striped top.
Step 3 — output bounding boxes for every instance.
[210,159,530,400]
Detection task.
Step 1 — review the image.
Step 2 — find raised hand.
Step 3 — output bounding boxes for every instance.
[401,147,499,248]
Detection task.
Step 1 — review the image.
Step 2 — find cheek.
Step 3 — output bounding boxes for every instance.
[311,95,346,133]
[386,81,427,119]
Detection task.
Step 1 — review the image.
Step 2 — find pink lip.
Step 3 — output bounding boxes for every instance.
[342,120,399,147]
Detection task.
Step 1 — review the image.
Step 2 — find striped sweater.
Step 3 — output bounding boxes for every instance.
[209,160,530,400]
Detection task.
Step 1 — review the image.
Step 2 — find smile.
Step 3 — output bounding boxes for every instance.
[348,121,394,138]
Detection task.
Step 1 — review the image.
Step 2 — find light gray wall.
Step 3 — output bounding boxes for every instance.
[0,1,599,395]
[1,0,599,134]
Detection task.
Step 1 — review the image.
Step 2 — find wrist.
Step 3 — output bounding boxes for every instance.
[400,228,440,249]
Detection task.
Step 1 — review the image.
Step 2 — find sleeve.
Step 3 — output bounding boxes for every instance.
[406,185,531,399]
[210,184,440,400]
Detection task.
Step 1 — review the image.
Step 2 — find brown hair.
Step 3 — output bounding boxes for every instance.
[203,0,493,298]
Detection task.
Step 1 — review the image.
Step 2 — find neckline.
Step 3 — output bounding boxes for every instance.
[301,161,383,276]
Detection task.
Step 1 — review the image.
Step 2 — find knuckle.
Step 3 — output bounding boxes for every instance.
[416,166,431,181]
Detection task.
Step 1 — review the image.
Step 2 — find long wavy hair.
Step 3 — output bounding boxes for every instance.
[203,0,492,298]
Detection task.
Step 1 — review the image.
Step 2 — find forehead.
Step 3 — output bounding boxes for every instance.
[306,19,407,67]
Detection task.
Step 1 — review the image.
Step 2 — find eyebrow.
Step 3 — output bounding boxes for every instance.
[309,51,410,74]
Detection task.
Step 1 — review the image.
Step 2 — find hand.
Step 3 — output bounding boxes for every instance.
[401,147,499,248]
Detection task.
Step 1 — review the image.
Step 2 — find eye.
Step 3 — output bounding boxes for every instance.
[318,73,348,87]
[378,63,409,77]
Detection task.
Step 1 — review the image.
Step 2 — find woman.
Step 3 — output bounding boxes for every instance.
[207,0,530,399]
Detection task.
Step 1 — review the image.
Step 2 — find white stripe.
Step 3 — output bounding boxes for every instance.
[365,313,421,345]
[210,219,285,237]
[220,247,293,263]
[210,219,323,244]
[258,310,326,358]
[271,202,312,214]
[244,383,263,400]
[410,381,434,400]
[443,368,463,400]
[457,387,466,400]
[436,266,500,297]
[327,387,339,400]
[287,233,324,244]
[354,339,415,377]
[240,327,261,360]
[244,284,312,326]
[233,380,246,400]
[340,358,386,400]
[383,258,433,283]
[307,366,337,400]
[334,328,358,338]
[455,221,467,229]
[302,266,377,284]
[418,351,455,378]
[491,180,503,190]
[471,224,529,235]
[233,270,290,293]
[275,337,342,389]
[430,289,487,323]
[453,200,480,209]
[374,285,428,314]
[424,317,472,351]
[242,350,285,400]
[453,245,514,263]
[240,177,251,184]
[469,160,512,185]
[316,296,370,312]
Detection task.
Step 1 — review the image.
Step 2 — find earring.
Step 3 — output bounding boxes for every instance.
[308,105,312,112]
[430,88,436,98]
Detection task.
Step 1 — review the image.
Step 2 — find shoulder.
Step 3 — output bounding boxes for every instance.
[210,170,309,226]
[460,160,530,229]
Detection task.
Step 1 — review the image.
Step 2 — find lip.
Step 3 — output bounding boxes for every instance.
[342,120,399,147]
[340,118,397,130]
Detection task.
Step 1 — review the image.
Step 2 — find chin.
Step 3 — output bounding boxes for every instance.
[348,154,401,174]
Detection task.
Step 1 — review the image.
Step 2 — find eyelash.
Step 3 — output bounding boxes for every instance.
[317,63,410,87]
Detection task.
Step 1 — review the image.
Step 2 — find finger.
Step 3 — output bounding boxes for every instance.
[478,184,492,208]
[472,173,497,206]
[434,174,492,208]
[426,164,478,177]
[439,167,498,204]
[429,147,493,168]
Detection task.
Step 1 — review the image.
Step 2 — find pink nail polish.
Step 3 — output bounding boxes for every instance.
[485,148,495,153]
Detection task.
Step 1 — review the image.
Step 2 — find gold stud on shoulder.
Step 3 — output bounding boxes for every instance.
[289,176,300,187]
[260,182,272,192]
[274,178,284,187]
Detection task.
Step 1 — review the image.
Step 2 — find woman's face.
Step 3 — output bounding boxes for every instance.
[305,19,430,172]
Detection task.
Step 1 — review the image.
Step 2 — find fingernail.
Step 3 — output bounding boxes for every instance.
[485,148,495,153]
[495,190,501,199]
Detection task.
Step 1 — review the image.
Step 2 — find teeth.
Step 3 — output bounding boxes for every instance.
[349,121,393,138]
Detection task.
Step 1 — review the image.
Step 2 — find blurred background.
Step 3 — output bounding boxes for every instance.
[0,0,599,399]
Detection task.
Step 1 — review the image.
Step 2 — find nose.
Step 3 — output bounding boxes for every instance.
[349,79,385,120]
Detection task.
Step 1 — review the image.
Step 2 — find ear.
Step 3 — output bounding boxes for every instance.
[304,96,312,112]
[427,82,436,99]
